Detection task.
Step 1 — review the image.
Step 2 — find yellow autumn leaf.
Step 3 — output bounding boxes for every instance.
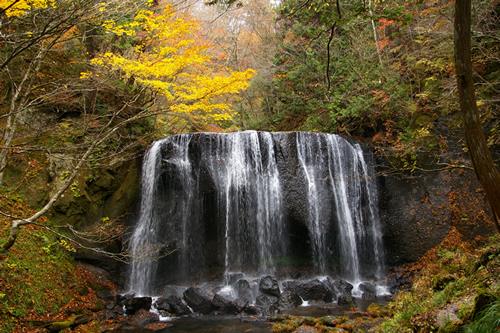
[87,3,256,124]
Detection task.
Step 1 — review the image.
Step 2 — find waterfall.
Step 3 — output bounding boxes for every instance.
[296,132,327,274]
[127,139,166,295]
[127,131,385,295]
[221,131,284,280]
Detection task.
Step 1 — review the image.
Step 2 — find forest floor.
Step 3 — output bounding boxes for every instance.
[0,190,118,332]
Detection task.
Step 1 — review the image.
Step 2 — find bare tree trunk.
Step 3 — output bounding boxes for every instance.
[454,0,500,232]
[368,0,383,67]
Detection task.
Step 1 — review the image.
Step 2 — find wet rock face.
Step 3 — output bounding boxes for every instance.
[378,152,496,268]
[156,295,191,316]
[278,290,303,309]
[183,287,214,314]
[379,169,452,267]
[255,293,279,307]
[121,296,152,315]
[235,279,253,300]
[149,132,385,284]
[282,279,334,303]
[212,293,239,314]
[259,275,281,297]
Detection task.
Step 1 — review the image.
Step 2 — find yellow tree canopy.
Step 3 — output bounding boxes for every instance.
[84,3,256,123]
[0,0,53,17]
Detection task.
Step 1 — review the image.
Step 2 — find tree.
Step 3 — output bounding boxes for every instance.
[0,0,256,252]
[86,3,256,126]
[1,0,90,184]
[454,0,500,232]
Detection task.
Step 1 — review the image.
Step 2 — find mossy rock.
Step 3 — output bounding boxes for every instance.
[46,155,140,228]
[317,315,348,326]
[470,290,498,320]
[41,314,91,332]
[437,321,462,333]
[432,274,456,291]
[367,303,390,318]
[272,319,299,333]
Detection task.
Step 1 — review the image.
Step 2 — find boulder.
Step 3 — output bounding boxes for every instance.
[283,279,333,302]
[116,293,135,306]
[122,296,152,315]
[337,295,355,306]
[243,305,262,315]
[235,279,253,300]
[255,292,279,307]
[330,279,353,297]
[212,293,238,314]
[183,287,214,314]
[278,290,303,309]
[127,309,159,326]
[359,282,376,295]
[282,280,300,294]
[387,273,412,294]
[299,279,333,302]
[259,275,281,297]
[234,298,250,313]
[160,295,191,316]
[362,292,376,300]
[154,297,173,313]
[262,304,280,316]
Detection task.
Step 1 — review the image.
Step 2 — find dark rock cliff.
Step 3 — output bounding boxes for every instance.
[378,154,496,267]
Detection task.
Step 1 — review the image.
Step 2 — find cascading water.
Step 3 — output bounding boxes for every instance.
[127,131,385,295]
[127,139,166,296]
[220,132,284,281]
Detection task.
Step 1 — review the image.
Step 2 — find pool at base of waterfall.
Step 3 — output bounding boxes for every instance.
[147,296,390,332]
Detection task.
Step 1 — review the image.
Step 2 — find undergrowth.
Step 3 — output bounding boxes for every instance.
[0,189,114,332]
[375,228,500,332]
[464,299,500,333]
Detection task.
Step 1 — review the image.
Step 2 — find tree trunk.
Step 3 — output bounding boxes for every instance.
[454,0,500,232]
[0,220,26,252]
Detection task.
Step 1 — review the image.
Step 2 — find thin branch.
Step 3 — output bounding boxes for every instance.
[0,210,177,263]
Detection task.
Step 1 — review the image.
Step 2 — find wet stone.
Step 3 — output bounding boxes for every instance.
[259,275,281,297]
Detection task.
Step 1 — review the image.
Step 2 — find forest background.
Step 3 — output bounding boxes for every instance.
[0,0,499,331]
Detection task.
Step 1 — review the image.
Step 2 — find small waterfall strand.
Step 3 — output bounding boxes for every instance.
[127,139,167,295]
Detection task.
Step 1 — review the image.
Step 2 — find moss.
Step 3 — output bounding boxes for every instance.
[272,319,299,333]
[433,274,456,291]
[437,321,462,333]
[0,190,115,331]
[77,285,90,296]
[367,303,390,317]
[43,314,92,331]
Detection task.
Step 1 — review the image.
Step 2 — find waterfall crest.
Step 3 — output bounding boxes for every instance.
[127,131,385,295]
